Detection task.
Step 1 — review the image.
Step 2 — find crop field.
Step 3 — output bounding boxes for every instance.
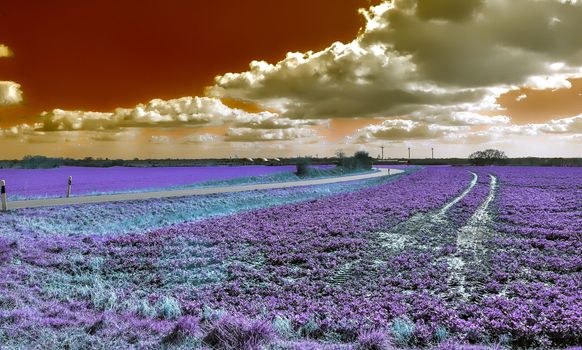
[0,166,298,200]
[0,166,580,349]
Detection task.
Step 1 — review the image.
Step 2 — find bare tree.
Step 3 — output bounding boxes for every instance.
[469,149,508,166]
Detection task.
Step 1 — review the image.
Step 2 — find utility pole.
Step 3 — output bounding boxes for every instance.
[66,176,73,198]
[1,180,6,211]
[380,146,385,160]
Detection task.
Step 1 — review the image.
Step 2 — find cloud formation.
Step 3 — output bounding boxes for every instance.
[38,97,244,131]
[37,97,314,134]
[0,81,23,106]
[182,133,221,144]
[0,44,13,58]
[353,114,582,145]
[2,96,319,144]
[354,119,468,142]
[1,45,23,106]
[225,127,315,142]
[209,0,582,129]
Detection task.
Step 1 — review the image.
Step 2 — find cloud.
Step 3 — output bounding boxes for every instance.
[149,135,171,144]
[445,112,510,126]
[0,45,23,106]
[502,115,582,135]
[444,115,582,143]
[415,0,484,22]
[0,44,13,58]
[39,109,118,131]
[0,124,34,139]
[208,0,582,127]
[353,119,468,143]
[516,94,528,101]
[182,133,221,144]
[114,96,243,127]
[232,111,322,129]
[351,114,582,145]
[90,131,135,142]
[0,124,66,144]
[0,81,23,105]
[3,96,317,144]
[38,97,245,131]
[36,97,319,138]
[224,127,316,142]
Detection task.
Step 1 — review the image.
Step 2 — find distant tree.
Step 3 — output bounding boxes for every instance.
[21,155,63,169]
[295,158,312,176]
[339,151,373,170]
[353,151,373,170]
[469,149,508,166]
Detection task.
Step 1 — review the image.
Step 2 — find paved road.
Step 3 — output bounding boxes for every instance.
[4,168,403,210]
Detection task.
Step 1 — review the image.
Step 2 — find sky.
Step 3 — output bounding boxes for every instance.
[0,0,581,159]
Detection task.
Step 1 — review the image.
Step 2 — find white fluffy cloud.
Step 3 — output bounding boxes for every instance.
[35,96,317,137]
[354,119,468,143]
[225,127,316,142]
[209,0,582,129]
[491,115,582,136]
[0,44,13,58]
[39,97,246,131]
[0,81,23,105]
[0,45,22,106]
[182,133,221,144]
[149,135,171,144]
[3,96,318,143]
[233,111,322,129]
[0,124,34,139]
[358,115,582,145]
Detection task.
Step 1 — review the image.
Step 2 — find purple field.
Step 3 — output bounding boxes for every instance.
[0,166,580,349]
[0,166,296,199]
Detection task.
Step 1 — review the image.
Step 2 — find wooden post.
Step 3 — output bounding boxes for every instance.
[66,176,72,198]
[1,180,7,212]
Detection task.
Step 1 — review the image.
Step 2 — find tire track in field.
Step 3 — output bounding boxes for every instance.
[330,172,479,285]
[446,174,497,300]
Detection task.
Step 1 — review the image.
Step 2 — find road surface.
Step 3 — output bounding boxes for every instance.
[4,168,403,210]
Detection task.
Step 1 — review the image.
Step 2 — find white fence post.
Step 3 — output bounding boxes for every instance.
[67,176,72,198]
[1,180,7,212]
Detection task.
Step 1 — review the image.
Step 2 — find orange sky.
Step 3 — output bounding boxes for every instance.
[499,79,582,124]
[0,0,373,126]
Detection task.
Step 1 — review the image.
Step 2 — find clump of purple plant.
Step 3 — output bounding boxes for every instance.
[162,315,200,345]
[356,329,394,350]
[0,237,16,264]
[203,314,276,350]
[433,341,507,350]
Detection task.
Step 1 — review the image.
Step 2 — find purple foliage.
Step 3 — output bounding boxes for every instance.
[0,166,580,349]
[162,315,200,344]
[356,329,393,350]
[0,237,16,264]
[433,341,506,350]
[203,314,275,350]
